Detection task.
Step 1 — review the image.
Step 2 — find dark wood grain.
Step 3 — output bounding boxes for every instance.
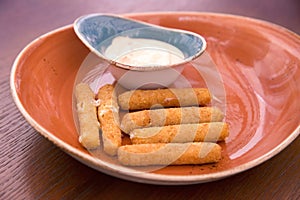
[1,0,299,199]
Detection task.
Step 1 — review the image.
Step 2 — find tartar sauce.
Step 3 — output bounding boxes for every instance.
[104,36,184,67]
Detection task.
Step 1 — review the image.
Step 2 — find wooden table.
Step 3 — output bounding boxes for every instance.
[1,0,299,199]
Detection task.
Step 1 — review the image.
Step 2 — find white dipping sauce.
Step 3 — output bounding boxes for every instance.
[116,49,184,66]
[104,36,184,67]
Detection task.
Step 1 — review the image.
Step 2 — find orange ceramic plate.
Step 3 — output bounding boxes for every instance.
[11,13,300,185]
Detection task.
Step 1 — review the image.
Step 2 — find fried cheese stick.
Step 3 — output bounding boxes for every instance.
[118,142,221,166]
[75,83,100,149]
[130,122,229,144]
[118,88,211,110]
[120,107,224,133]
[97,84,122,156]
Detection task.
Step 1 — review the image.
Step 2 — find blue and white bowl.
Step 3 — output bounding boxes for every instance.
[74,14,207,89]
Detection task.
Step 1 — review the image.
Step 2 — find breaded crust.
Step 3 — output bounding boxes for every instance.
[97,84,122,156]
[121,106,224,133]
[130,122,229,144]
[75,83,100,149]
[118,88,211,110]
[118,142,221,166]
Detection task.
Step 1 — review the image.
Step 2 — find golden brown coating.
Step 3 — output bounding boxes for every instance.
[118,88,211,110]
[120,106,224,133]
[118,142,221,166]
[97,84,122,156]
[75,83,100,149]
[130,122,229,144]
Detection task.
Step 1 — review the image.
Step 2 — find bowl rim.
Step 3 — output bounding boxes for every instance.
[10,12,300,185]
[73,13,207,71]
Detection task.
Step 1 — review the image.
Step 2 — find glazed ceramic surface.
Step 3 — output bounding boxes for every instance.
[11,13,300,185]
[74,14,206,70]
[74,14,207,89]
